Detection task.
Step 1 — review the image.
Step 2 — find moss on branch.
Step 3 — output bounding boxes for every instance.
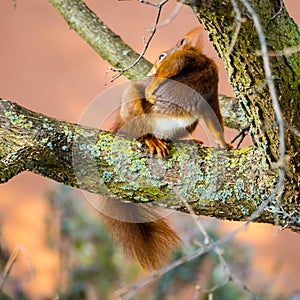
[1,0,299,233]
[0,98,284,228]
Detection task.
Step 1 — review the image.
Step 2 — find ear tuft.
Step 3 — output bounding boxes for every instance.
[184,26,203,50]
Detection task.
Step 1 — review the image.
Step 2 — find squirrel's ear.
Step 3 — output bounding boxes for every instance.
[183,26,203,50]
[178,37,188,46]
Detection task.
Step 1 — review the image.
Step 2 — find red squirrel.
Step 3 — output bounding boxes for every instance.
[103,27,232,270]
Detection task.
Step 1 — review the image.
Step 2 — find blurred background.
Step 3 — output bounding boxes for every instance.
[0,0,300,299]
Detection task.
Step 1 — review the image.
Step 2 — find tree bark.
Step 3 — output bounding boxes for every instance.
[1,0,299,233]
[49,0,152,80]
[185,0,300,230]
[0,98,279,225]
[188,0,300,164]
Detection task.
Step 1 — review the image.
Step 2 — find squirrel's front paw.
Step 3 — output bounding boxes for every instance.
[225,142,233,150]
[144,135,169,157]
[146,94,156,105]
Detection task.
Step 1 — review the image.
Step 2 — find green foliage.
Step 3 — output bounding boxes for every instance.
[154,244,206,300]
[0,291,14,300]
[0,238,27,300]
[0,186,293,299]
[151,224,253,300]
[46,186,120,299]
[0,221,13,300]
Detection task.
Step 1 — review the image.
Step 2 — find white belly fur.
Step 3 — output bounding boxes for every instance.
[153,115,196,137]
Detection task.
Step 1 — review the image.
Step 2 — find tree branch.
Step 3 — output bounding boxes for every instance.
[183,0,300,230]
[49,0,152,80]
[2,0,298,233]
[2,98,299,232]
[109,0,170,82]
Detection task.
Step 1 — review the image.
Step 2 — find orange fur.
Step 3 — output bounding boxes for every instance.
[100,199,180,270]
[104,27,231,270]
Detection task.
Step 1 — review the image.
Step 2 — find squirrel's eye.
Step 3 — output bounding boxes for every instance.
[179,38,187,46]
[157,53,167,62]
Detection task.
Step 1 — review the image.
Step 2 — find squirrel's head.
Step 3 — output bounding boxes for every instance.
[147,26,203,77]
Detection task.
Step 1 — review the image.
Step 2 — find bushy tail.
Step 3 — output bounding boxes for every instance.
[100,197,181,270]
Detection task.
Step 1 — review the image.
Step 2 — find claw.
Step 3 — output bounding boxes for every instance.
[144,135,169,157]
[226,142,233,150]
[192,138,204,145]
[146,95,156,105]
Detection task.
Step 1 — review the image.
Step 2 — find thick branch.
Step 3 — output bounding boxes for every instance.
[219,95,247,129]
[4,1,298,232]
[2,98,299,232]
[49,0,152,80]
[187,0,300,167]
[183,0,300,225]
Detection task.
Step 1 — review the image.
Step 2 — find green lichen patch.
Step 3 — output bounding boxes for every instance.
[5,111,33,128]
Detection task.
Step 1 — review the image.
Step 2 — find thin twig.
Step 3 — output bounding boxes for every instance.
[109,0,170,82]
[174,187,258,300]
[265,206,299,230]
[174,187,232,299]
[0,249,19,291]
[138,0,160,7]
[256,46,300,57]
[285,122,300,137]
[0,245,34,291]
[270,0,284,21]
[196,277,230,295]
[230,126,250,148]
[116,223,248,300]
[228,0,244,54]
[157,0,184,28]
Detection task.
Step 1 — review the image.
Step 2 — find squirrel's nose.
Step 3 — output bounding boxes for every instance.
[147,66,157,76]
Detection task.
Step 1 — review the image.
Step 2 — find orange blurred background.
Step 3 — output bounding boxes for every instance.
[0,0,300,299]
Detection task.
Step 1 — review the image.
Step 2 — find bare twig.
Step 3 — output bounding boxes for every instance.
[174,187,258,300]
[265,206,300,230]
[230,126,250,148]
[0,245,34,291]
[194,277,230,297]
[270,0,284,21]
[157,0,184,28]
[285,122,300,137]
[116,223,248,300]
[138,0,160,7]
[175,187,233,299]
[256,46,300,57]
[120,0,184,28]
[108,0,170,82]
[228,0,244,54]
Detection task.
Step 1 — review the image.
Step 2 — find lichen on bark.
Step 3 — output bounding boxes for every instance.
[1,0,300,233]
